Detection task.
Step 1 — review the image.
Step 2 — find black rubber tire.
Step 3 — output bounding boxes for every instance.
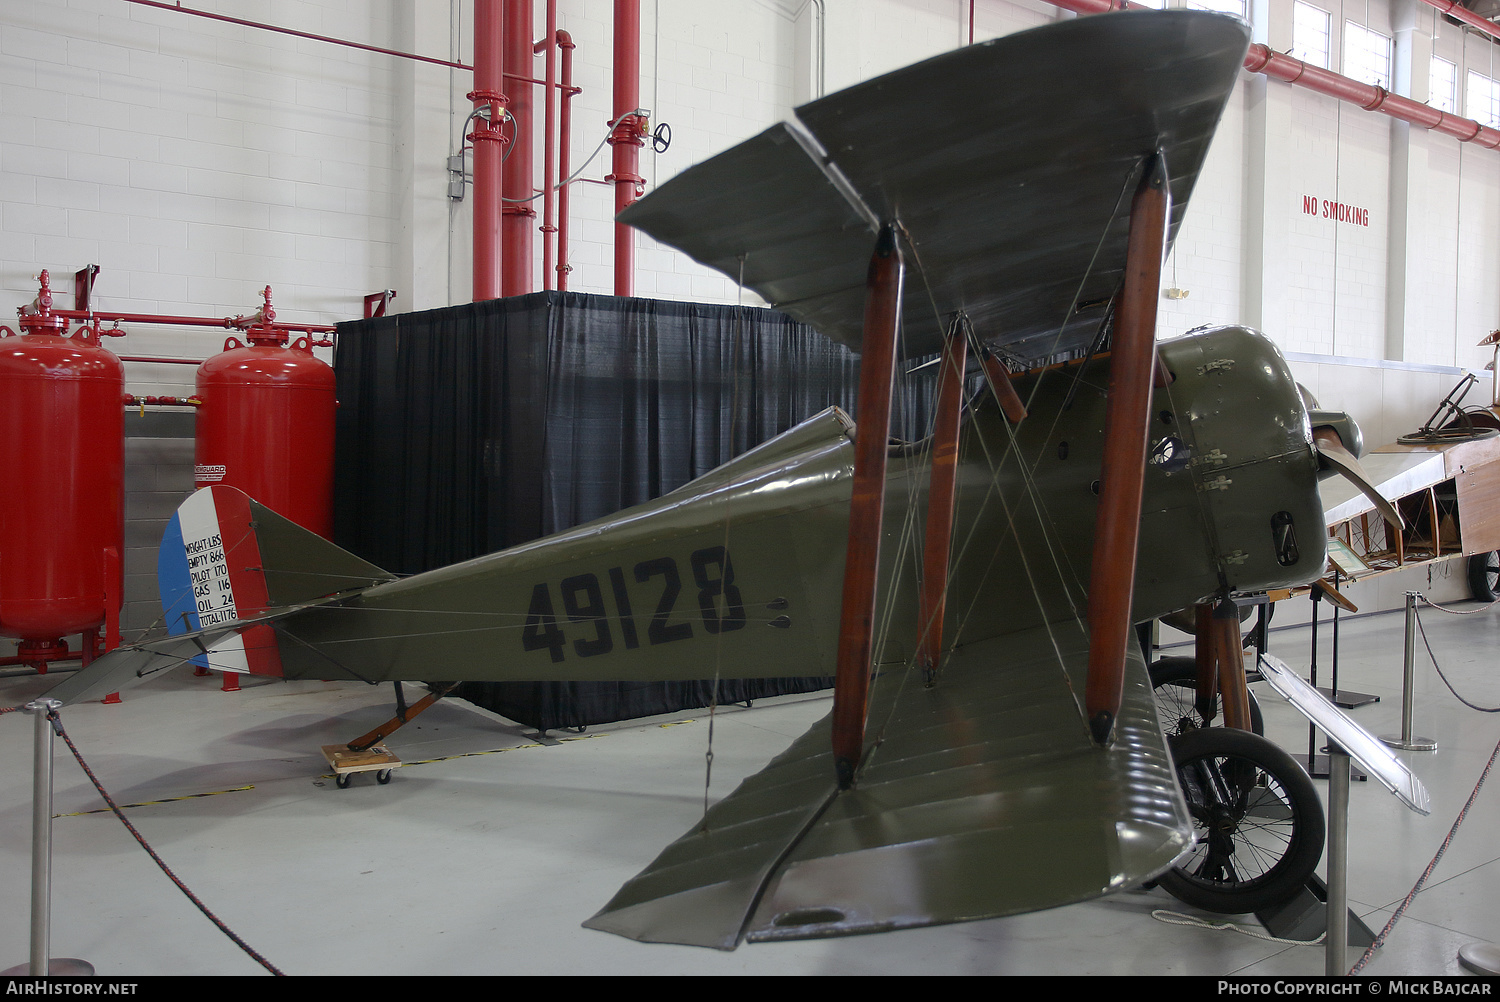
[376,770,392,785]
[335,773,351,789]
[1149,656,1264,737]
[1159,727,1325,914]
[1469,551,1499,602]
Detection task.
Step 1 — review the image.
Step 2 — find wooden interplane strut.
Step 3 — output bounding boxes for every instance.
[1193,602,1220,722]
[977,346,1028,424]
[916,317,970,680]
[830,224,904,788]
[1190,600,1254,731]
[1084,155,1169,746]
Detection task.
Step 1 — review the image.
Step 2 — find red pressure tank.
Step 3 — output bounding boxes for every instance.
[194,288,336,538]
[0,272,125,658]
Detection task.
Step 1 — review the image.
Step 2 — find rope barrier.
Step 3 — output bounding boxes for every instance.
[44,707,285,976]
[1414,601,1500,713]
[1348,729,1500,974]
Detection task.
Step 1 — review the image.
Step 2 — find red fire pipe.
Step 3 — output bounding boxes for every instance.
[557,31,577,292]
[1423,0,1500,46]
[1245,43,1500,148]
[502,0,535,296]
[1048,0,1500,150]
[539,2,560,291]
[470,1,508,302]
[609,0,646,297]
[123,0,471,71]
[53,309,335,335]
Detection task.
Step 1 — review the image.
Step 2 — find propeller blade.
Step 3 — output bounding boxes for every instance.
[1313,427,1404,530]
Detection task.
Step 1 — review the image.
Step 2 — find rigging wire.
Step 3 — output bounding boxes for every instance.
[935,177,1148,724]
[701,255,752,817]
[1348,725,1500,974]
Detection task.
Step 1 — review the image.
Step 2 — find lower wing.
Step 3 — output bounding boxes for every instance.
[584,620,1192,949]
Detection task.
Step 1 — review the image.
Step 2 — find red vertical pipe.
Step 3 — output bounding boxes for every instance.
[915,321,968,679]
[469,0,507,301]
[539,0,558,291]
[830,225,904,789]
[609,0,644,297]
[1084,156,1168,746]
[557,31,576,292]
[501,0,534,295]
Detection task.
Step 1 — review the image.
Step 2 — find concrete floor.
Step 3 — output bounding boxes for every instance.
[2,599,1497,976]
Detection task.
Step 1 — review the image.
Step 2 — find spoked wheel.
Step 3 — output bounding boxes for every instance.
[1159,727,1324,914]
[1149,657,1264,737]
[1469,551,1500,602]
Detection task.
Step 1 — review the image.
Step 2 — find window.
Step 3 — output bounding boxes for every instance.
[1468,70,1500,128]
[1291,3,1331,68]
[1188,0,1248,21]
[1130,0,1167,8]
[1430,57,1457,113]
[1344,22,1392,89]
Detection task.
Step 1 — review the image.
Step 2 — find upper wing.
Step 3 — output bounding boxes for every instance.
[584,620,1191,949]
[619,10,1250,361]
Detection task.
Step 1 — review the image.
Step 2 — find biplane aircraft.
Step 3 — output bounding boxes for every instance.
[46,10,1400,949]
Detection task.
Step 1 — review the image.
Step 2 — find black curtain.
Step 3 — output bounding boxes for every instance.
[334,291,933,730]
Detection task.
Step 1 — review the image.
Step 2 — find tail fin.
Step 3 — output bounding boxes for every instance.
[44,487,398,703]
[157,485,396,678]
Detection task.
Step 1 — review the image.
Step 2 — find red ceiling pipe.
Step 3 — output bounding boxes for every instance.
[1047,0,1500,150]
[502,0,535,296]
[557,31,577,292]
[470,1,507,302]
[1245,43,1500,148]
[538,1,560,291]
[609,0,647,297]
[123,0,471,71]
[1423,0,1500,45]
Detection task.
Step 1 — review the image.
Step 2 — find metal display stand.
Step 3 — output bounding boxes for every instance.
[0,700,94,977]
[1254,654,1431,969]
[1319,574,1379,708]
[1379,592,1438,751]
[1293,586,1367,782]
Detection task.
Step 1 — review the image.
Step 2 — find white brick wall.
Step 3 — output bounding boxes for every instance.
[3,0,1499,415]
[2,0,393,394]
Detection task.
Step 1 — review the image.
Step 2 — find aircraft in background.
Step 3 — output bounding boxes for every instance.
[48,11,1400,948]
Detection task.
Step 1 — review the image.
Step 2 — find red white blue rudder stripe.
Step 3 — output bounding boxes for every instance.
[158,486,284,677]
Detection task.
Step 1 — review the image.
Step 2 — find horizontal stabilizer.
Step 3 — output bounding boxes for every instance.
[44,612,302,706]
[585,622,1192,948]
